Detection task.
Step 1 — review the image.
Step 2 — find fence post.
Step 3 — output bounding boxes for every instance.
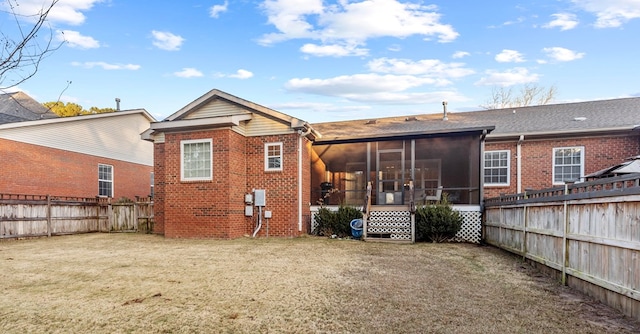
[46,194,52,238]
[561,183,569,285]
[522,204,527,260]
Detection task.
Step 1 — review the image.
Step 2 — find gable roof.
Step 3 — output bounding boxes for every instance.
[0,91,58,125]
[147,89,320,140]
[312,97,640,142]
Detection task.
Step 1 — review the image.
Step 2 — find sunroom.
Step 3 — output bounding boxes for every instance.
[310,116,494,243]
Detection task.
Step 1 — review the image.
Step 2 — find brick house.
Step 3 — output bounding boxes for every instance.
[474,98,640,198]
[145,89,639,240]
[144,89,492,240]
[0,106,156,200]
[142,89,318,238]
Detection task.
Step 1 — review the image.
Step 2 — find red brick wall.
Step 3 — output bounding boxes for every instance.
[484,134,640,198]
[245,133,304,238]
[157,129,308,239]
[0,138,152,199]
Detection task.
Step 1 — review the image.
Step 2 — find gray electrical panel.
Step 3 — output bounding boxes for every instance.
[254,189,266,207]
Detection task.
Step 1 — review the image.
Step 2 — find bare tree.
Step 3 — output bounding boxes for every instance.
[480,83,557,110]
[0,0,61,90]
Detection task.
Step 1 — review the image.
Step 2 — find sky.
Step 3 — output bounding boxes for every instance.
[2,0,640,123]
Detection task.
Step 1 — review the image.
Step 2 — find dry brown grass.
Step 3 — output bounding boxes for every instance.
[0,233,638,333]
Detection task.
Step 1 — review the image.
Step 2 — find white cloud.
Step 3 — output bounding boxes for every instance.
[285,74,439,97]
[57,30,99,49]
[259,0,458,49]
[542,47,585,62]
[174,68,204,78]
[284,74,467,104]
[543,13,579,30]
[495,49,525,63]
[71,61,141,70]
[229,69,254,79]
[151,30,184,51]
[367,58,474,80]
[475,67,539,87]
[300,43,368,57]
[210,1,228,18]
[452,51,470,59]
[571,0,640,28]
[2,0,103,25]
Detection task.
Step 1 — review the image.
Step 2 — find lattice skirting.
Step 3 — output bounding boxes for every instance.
[454,210,482,243]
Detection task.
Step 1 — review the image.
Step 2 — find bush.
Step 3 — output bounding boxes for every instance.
[314,205,363,238]
[415,196,462,243]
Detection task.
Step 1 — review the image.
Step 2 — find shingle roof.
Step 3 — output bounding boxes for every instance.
[311,97,640,141]
[0,91,58,125]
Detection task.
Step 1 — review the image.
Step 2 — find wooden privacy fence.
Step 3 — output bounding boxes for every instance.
[0,194,154,239]
[484,174,640,321]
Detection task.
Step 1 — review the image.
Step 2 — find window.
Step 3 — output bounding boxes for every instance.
[98,164,113,197]
[484,150,510,186]
[553,147,584,184]
[265,142,283,171]
[181,139,212,181]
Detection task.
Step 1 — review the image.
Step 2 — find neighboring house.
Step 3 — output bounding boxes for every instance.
[0,108,156,200]
[0,91,58,124]
[473,98,640,198]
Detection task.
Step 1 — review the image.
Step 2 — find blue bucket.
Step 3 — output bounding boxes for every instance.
[350,219,363,239]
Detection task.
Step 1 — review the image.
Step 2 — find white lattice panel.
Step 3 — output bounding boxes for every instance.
[367,211,411,235]
[454,210,482,243]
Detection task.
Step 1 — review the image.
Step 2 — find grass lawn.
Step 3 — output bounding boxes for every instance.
[1,233,638,333]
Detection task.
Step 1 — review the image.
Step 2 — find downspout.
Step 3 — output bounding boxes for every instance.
[298,125,312,232]
[517,135,524,193]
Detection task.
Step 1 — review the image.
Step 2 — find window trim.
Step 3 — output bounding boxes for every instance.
[180,138,213,182]
[98,163,114,198]
[483,150,510,187]
[552,146,584,185]
[264,142,283,171]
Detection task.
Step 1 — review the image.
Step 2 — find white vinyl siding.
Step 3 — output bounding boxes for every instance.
[265,142,283,171]
[98,164,113,197]
[181,139,213,181]
[553,146,584,184]
[484,150,510,186]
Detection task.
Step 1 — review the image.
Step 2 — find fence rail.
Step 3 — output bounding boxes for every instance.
[0,194,154,239]
[484,174,640,321]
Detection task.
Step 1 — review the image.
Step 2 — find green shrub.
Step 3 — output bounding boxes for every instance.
[415,196,462,243]
[314,205,363,238]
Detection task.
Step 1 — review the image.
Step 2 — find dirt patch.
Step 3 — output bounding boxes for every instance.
[0,234,638,333]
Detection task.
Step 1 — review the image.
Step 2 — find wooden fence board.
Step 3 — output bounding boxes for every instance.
[0,194,153,239]
[485,174,640,321]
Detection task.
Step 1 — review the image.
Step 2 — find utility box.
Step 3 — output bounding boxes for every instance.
[245,206,253,217]
[254,189,266,207]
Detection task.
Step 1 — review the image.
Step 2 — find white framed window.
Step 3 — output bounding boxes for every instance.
[181,139,212,181]
[553,146,584,185]
[98,164,113,197]
[484,150,510,186]
[265,142,283,171]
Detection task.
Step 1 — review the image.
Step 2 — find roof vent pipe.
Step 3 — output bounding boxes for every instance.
[115,98,121,111]
[442,101,448,121]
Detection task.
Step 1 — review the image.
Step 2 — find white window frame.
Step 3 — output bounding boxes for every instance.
[483,150,510,187]
[264,142,283,171]
[552,146,584,185]
[181,139,213,181]
[98,164,114,197]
